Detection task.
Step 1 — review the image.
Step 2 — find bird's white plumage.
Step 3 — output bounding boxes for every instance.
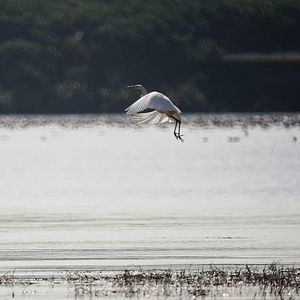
[126,85,183,141]
[132,110,172,124]
[125,91,181,116]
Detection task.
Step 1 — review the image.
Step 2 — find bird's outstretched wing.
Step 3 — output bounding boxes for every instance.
[125,93,152,115]
[132,111,173,124]
[125,92,180,115]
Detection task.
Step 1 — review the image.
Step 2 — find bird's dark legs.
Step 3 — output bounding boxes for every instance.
[176,121,184,142]
[177,121,184,142]
[173,120,178,138]
[171,117,184,142]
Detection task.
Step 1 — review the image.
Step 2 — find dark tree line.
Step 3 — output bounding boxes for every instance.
[0,0,300,113]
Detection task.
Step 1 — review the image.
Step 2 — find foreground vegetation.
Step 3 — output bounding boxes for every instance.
[0,0,300,113]
[0,264,299,298]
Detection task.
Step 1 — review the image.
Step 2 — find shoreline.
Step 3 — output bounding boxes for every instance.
[0,113,300,129]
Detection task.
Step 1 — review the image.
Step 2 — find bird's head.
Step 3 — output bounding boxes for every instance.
[127,84,147,96]
[127,84,143,90]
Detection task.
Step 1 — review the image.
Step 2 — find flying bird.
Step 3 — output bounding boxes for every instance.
[125,84,183,141]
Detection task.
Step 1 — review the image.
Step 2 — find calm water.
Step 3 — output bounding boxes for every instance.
[0,114,299,273]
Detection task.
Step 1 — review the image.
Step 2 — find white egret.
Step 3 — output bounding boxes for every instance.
[125,84,183,141]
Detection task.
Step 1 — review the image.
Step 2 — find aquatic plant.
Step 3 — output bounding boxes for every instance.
[65,263,300,298]
[0,263,299,298]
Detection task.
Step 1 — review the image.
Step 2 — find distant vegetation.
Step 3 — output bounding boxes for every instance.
[0,0,300,113]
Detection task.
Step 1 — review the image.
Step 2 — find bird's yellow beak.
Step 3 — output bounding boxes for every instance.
[127,85,136,89]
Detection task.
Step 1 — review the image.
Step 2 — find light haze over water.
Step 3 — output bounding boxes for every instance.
[0,114,299,271]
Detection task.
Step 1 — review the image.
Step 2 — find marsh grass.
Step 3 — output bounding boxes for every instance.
[0,264,299,298]
[63,264,300,298]
[1,263,297,298]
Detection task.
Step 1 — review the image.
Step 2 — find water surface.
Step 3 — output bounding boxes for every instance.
[0,114,299,272]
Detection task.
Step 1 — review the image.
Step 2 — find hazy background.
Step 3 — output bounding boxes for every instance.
[0,0,299,114]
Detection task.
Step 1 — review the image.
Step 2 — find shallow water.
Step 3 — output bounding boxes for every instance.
[0,114,299,273]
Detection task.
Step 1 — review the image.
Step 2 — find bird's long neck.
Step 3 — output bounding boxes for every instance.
[138,85,147,97]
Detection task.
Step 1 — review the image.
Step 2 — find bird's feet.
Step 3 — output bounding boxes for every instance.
[174,132,184,142]
[177,134,184,142]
